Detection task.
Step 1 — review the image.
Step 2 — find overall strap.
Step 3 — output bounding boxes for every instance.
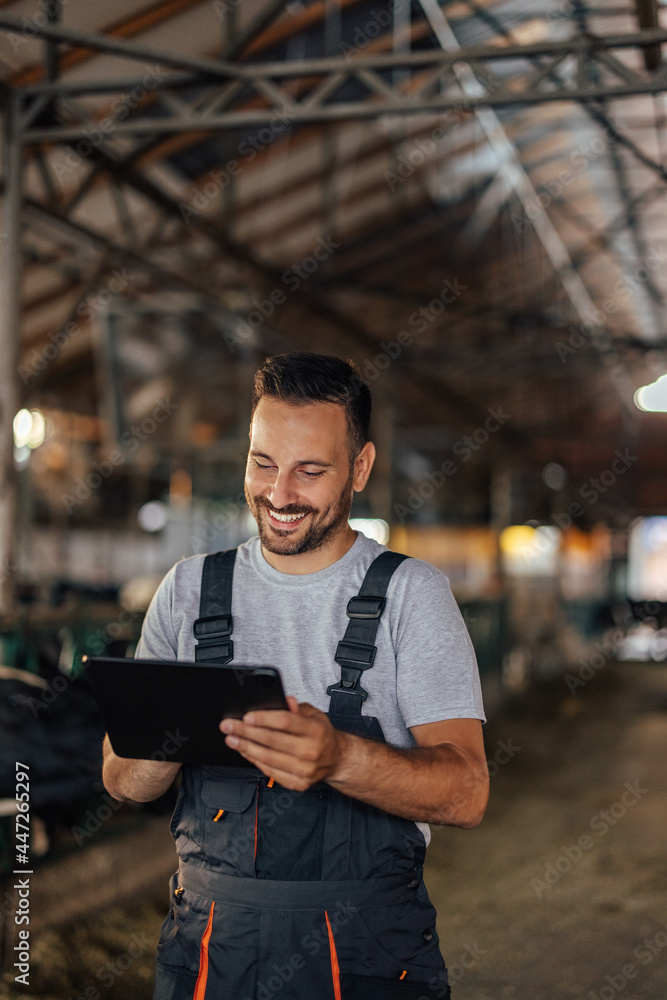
[193,549,237,664]
[327,551,409,717]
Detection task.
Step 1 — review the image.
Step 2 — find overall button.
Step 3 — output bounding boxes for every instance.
[173,886,184,904]
[409,879,420,889]
[423,929,434,941]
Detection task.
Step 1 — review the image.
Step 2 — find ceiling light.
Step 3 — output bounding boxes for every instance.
[634,374,667,412]
[349,518,390,545]
[13,409,46,449]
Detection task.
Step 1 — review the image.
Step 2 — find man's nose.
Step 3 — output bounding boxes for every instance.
[266,470,298,509]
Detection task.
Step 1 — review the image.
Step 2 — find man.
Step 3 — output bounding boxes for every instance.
[103,352,488,1000]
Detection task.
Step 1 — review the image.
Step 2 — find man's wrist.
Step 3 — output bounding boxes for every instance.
[327,728,366,787]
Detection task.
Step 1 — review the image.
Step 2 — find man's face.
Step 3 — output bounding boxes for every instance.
[244,397,357,557]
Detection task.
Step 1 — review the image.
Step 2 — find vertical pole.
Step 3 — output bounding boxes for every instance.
[43,0,62,83]
[0,97,23,617]
[222,1,237,236]
[366,375,394,523]
[490,464,512,586]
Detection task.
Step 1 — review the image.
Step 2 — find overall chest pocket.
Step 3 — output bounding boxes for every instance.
[201,771,259,875]
[256,782,329,880]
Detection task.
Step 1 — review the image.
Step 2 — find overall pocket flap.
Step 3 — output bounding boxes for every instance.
[201,773,257,812]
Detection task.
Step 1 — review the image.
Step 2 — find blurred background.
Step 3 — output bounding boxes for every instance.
[1,1,666,997]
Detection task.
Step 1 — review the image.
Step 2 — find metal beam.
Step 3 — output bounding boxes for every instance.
[461,0,667,324]
[2,19,667,143]
[0,97,22,615]
[2,16,667,78]
[7,0,214,88]
[636,0,662,70]
[19,178,535,455]
[223,0,289,61]
[417,0,639,414]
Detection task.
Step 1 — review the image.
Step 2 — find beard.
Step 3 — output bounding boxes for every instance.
[245,471,354,557]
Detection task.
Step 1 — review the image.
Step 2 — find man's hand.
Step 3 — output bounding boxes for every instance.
[221,703,488,828]
[220,696,351,791]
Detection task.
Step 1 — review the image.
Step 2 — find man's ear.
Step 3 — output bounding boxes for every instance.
[352,441,376,492]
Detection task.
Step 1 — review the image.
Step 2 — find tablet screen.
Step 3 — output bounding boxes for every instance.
[83,656,287,766]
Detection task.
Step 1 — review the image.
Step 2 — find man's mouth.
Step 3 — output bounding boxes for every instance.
[265,508,311,527]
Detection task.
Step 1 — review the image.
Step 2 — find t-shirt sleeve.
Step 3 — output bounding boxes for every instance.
[135,563,179,660]
[392,560,485,729]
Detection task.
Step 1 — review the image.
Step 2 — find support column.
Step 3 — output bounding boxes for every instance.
[366,377,394,523]
[0,98,23,616]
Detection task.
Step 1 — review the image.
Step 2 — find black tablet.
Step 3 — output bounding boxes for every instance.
[82,656,287,766]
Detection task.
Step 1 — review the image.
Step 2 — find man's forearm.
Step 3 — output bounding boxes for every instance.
[221,703,489,825]
[102,735,181,802]
[328,732,488,828]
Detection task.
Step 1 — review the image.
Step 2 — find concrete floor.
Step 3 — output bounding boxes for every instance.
[426,660,667,1000]
[1,659,665,999]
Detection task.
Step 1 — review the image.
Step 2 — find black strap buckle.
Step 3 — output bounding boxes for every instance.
[334,639,376,670]
[346,595,385,619]
[327,672,369,702]
[194,639,234,663]
[193,614,232,640]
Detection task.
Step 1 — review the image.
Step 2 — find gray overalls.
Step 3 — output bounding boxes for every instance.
[153,550,451,1000]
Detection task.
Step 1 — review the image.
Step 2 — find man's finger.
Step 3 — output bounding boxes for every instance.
[226,736,314,778]
[238,708,313,732]
[225,723,304,755]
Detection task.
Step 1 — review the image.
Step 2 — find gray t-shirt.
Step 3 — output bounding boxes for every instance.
[136,532,485,842]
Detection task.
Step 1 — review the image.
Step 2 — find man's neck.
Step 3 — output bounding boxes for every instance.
[260,526,358,575]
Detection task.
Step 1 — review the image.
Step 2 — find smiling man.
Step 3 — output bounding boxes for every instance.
[103,352,488,1000]
[244,391,362,566]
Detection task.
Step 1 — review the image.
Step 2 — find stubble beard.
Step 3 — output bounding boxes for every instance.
[245,471,354,557]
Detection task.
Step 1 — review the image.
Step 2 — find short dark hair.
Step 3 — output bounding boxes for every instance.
[251,352,372,459]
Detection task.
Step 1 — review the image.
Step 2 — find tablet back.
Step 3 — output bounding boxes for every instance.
[83,656,286,766]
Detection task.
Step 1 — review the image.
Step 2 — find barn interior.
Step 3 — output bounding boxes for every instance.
[1,1,667,998]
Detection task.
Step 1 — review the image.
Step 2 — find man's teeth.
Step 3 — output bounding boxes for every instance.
[270,510,306,522]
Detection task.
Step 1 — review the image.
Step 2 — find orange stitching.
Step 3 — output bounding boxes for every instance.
[325,911,342,1000]
[254,786,259,862]
[193,901,215,1000]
